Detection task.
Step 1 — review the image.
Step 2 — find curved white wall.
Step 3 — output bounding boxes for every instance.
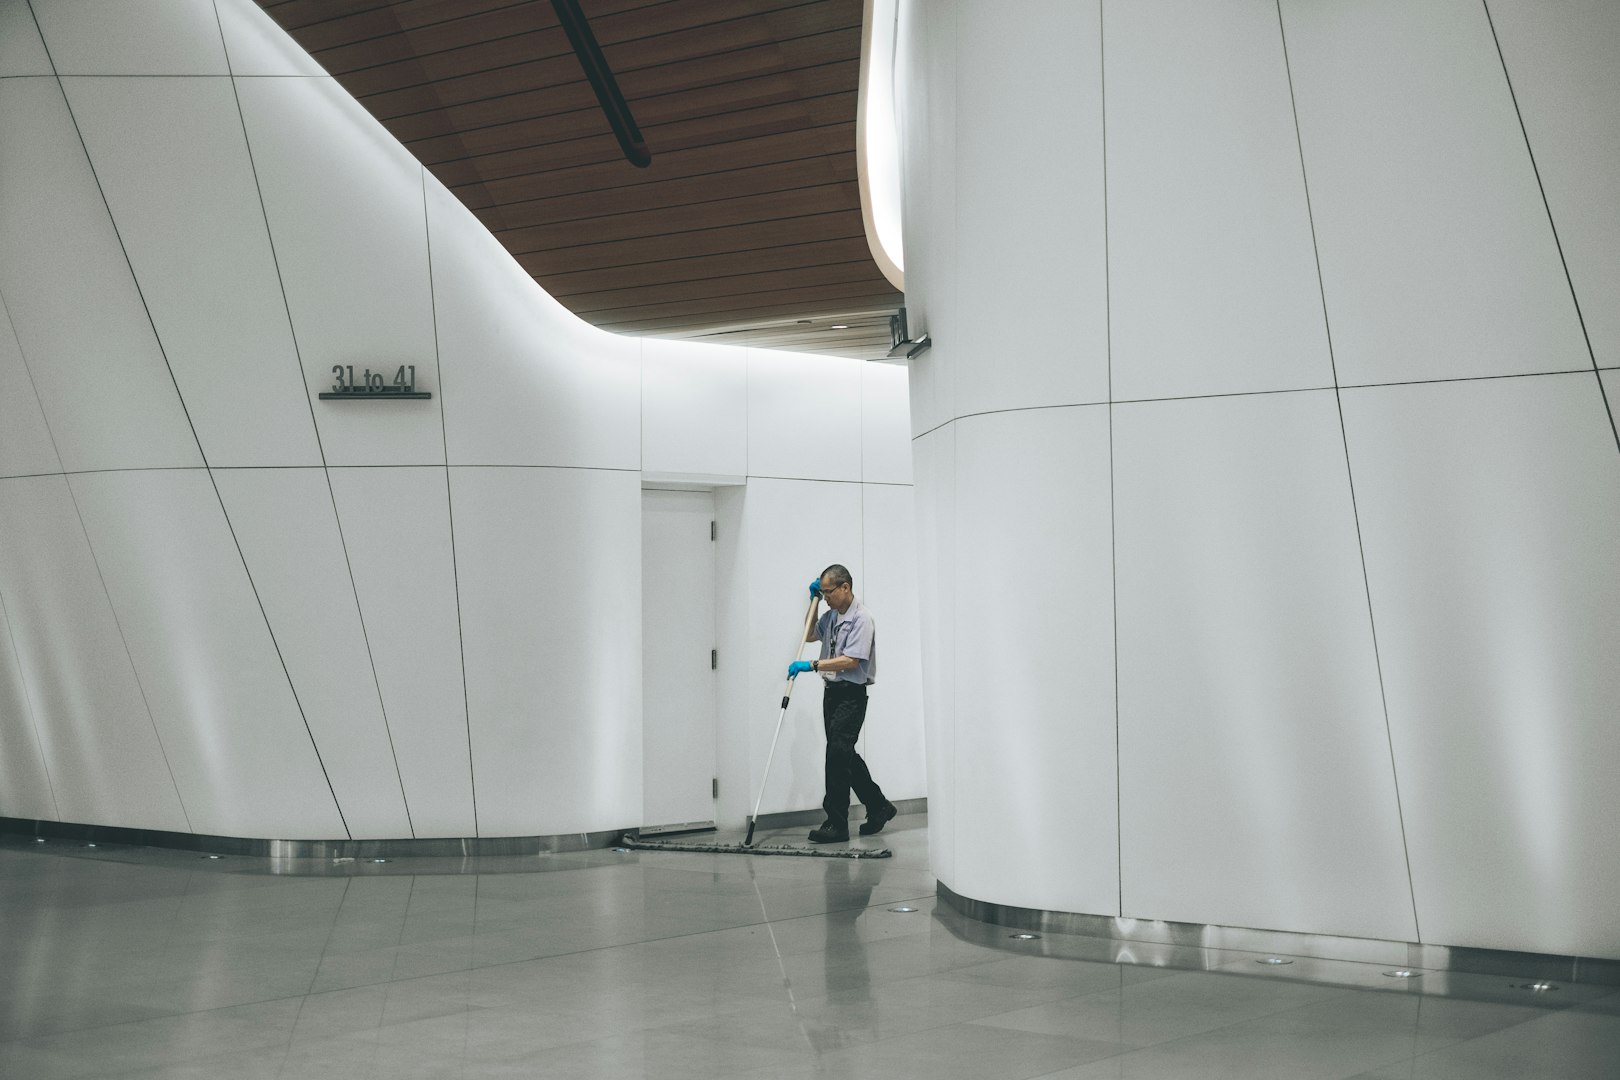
[900,0,1620,959]
[0,0,923,841]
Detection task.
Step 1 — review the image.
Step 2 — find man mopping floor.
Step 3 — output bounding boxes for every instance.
[618,564,896,859]
[791,564,897,844]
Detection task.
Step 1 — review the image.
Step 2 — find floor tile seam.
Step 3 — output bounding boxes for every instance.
[1378,1002,1600,1072]
[989,982,1412,1067]
[0,892,945,1044]
[1257,983,1570,1040]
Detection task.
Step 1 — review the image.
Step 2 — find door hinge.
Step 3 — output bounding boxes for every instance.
[710,649,717,670]
[710,520,716,541]
[712,777,719,799]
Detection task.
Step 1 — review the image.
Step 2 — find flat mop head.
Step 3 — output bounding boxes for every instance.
[617,833,891,859]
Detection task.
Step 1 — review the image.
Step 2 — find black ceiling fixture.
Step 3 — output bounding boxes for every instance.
[550,0,651,168]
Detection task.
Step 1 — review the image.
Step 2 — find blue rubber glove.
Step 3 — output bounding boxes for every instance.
[808,579,822,598]
[788,660,814,678]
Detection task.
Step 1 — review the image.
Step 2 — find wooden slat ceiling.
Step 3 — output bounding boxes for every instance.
[256,0,903,359]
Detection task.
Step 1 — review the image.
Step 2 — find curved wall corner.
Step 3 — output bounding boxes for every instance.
[898,0,1620,959]
[0,0,924,843]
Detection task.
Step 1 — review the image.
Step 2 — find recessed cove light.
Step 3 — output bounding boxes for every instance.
[1258,957,1294,966]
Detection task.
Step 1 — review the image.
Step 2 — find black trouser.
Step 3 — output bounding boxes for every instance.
[822,680,887,829]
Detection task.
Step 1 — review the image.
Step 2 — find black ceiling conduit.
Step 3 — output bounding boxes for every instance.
[550,0,651,168]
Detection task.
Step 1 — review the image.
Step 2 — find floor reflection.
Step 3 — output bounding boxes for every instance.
[1,819,1617,1080]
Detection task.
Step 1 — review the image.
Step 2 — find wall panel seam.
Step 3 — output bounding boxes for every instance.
[27,7,202,832]
[0,286,67,478]
[0,282,63,820]
[59,470,195,833]
[45,35,352,836]
[0,580,60,820]
[1099,0,1122,919]
[425,166,481,836]
[1480,0,1620,460]
[1276,0,1421,939]
[221,2,417,837]
[914,369,1607,446]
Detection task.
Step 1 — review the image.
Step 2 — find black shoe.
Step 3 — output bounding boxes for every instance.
[859,802,897,836]
[807,822,849,844]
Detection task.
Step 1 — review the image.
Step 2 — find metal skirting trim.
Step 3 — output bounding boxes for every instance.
[754,796,926,832]
[0,816,625,859]
[936,881,1620,987]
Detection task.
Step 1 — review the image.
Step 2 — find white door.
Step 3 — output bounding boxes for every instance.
[641,489,718,831]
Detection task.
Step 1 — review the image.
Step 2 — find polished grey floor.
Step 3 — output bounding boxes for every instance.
[2,817,1618,1079]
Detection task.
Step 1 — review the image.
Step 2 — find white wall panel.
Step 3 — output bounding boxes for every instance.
[0,0,50,76]
[1342,375,1620,959]
[737,478,863,818]
[215,0,327,77]
[1281,0,1586,385]
[910,424,955,881]
[896,0,956,437]
[641,337,746,478]
[452,467,641,835]
[1489,0,1620,370]
[710,485,751,827]
[0,79,200,473]
[235,78,443,467]
[0,296,59,478]
[64,78,320,468]
[429,181,639,470]
[1113,391,1415,940]
[746,349,862,481]
[0,589,57,821]
[328,467,474,838]
[952,406,1116,915]
[0,476,188,832]
[861,361,912,484]
[1105,1,1332,401]
[859,483,924,801]
[952,0,1107,414]
[212,469,411,839]
[31,0,227,75]
[68,470,347,838]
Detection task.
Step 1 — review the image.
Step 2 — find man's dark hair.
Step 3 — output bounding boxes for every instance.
[820,564,853,591]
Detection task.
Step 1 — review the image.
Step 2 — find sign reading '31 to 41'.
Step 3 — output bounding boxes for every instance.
[318,364,432,400]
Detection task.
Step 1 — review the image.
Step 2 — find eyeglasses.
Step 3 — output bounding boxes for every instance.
[820,581,847,594]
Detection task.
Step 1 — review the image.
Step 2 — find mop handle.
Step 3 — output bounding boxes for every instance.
[750,594,822,825]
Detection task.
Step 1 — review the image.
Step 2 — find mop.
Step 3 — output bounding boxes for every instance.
[618,590,892,860]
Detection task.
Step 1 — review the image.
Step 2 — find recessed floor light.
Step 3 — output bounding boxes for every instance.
[371,858,389,864]
[85,843,97,848]
[612,847,631,854]
[1515,982,1559,992]
[202,855,221,860]
[1383,969,1421,978]
[1010,933,1041,940]
[34,838,45,843]
[830,324,849,329]
[1258,957,1294,965]
[888,906,918,913]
